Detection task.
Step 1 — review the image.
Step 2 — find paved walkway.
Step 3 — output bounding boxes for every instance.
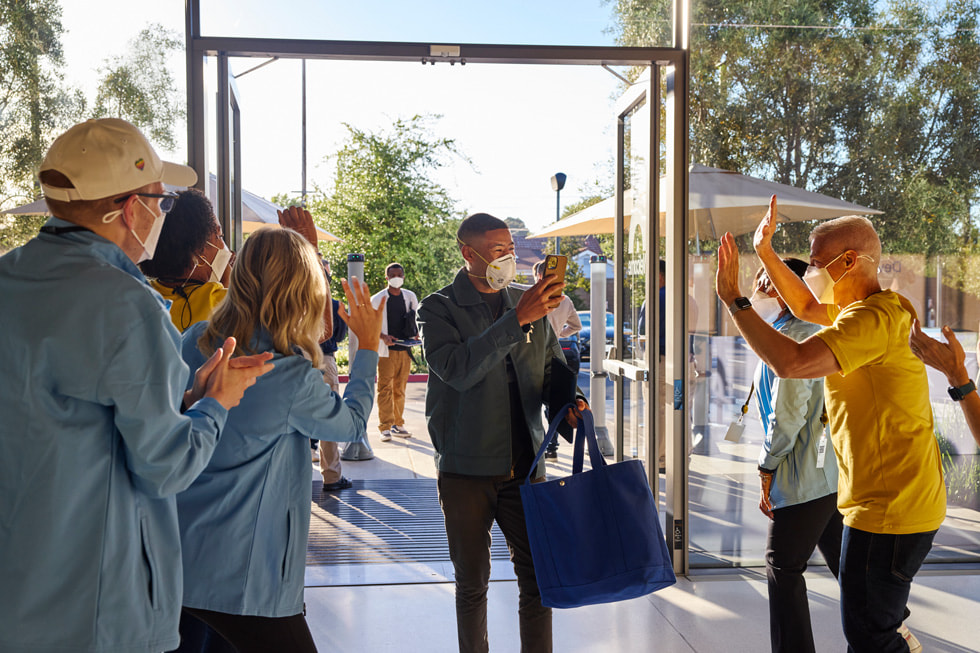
[304,380,980,652]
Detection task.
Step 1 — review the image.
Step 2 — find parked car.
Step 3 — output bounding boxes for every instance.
[557,333,581,374]
[577,311,631,361]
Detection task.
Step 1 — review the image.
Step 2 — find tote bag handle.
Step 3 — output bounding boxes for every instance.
[525,403,604,485]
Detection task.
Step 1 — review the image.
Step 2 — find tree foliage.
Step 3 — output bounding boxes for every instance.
[609,0,980,256]
[0,0,83,207]
[303,116,464,299]
[93,24,184,151]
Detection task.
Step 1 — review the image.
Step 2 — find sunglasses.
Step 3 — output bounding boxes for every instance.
[114,192,179,214]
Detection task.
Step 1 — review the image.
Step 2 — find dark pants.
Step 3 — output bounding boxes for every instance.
[438,473,552,653]
[170,611,237,653]
[178,607,318,653]
[766,493,843,653]
[839,526,937,653]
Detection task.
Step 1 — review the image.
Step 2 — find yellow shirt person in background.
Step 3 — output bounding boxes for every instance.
[716,196,941,653]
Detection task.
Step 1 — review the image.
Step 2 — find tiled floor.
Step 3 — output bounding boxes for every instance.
[307,381,980,652]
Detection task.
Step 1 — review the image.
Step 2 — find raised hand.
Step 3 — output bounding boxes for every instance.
[514,273,564,326]
[337,277,385,352]
[753,195,778,254]
[715,232,743,306]
[277,205,319,249]
[909,319,969,386]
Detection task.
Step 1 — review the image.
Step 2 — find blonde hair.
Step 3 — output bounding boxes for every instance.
[200,227,326,367]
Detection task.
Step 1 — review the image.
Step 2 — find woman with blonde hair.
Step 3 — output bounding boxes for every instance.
[175,227,384,652]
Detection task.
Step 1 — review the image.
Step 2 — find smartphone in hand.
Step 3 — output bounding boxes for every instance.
[544,254,567,298]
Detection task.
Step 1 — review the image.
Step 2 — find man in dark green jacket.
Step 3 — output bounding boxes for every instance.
[419,213,586,653]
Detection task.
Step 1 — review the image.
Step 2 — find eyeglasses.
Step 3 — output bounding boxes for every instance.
[114,192,179,214]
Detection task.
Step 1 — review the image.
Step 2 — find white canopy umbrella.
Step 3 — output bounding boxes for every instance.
[2,173,340,242]
[529,164,881,240]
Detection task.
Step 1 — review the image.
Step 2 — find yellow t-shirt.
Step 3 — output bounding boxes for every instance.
[150,279,227,333]
[815,290,945,534]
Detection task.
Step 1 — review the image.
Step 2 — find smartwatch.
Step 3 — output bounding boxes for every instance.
[728,296,752,317]
[948,380,976,401]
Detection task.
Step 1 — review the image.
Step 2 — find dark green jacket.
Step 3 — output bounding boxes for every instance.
[419,268,564,479]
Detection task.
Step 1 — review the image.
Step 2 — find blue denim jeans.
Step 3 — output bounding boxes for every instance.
[839,526,937,652]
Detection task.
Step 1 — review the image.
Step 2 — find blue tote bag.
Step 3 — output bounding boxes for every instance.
[520,404,676,609]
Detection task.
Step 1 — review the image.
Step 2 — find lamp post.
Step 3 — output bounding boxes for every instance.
[551,172,566,255]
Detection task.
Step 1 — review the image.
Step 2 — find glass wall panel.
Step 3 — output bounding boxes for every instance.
[688,247,980,568]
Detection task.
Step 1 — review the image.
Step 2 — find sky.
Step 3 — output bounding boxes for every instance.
[57,0,636,233]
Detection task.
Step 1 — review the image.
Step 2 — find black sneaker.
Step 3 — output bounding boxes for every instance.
[322,476,353,491]
[545,448,558,459]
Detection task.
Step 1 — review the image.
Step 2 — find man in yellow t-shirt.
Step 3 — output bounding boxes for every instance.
[716,197,944,653]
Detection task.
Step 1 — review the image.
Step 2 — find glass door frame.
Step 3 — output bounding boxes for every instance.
[184,0,692,573]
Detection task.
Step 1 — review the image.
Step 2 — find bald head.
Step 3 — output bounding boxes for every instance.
[810,215,881,264]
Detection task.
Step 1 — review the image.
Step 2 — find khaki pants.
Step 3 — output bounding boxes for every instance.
[377,349,411,432]
[317,355,344,484]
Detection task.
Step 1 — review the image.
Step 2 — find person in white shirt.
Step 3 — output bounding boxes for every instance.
[371,263,420,442]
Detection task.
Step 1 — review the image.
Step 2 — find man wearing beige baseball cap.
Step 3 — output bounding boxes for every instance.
[0,118,274,653]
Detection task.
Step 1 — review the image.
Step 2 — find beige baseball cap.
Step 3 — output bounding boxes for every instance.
[39,118,197,202]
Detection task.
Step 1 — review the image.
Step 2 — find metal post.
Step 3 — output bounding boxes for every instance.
[555,189,561,255]
[590,255,613,455]
[341,253,374,461]
[184,0,206,191]
[663,0,691,576]
[301,59,307,207]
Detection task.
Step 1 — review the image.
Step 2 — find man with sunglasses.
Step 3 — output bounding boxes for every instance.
[0,118,274,653]
[716,196,941,653]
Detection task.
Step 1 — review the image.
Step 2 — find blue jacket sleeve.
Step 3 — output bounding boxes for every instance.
[98,313,226,498]
[287,350,378,442]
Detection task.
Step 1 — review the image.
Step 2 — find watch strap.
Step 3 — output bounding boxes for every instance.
[728,297,752,317]
[948,380,976,401]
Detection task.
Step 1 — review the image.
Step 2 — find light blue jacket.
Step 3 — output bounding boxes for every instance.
[754,313,839,509]
[178,322,377,617]
[0,219,227,653]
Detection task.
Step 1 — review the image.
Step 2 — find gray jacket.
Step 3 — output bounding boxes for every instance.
[419,268,564,479]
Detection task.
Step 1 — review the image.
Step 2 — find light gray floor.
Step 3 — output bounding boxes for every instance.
[309,381,980,652]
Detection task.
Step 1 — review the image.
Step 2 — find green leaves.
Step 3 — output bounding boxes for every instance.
[612,0,980,257]
[92,24,183,151]
[300,116,465,300]
[0,0,81,203]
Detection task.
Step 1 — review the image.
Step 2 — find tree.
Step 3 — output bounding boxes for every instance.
[92,24,184,151]
[609,0,980,256]
[0,0,83,208]
[307,115,465,300]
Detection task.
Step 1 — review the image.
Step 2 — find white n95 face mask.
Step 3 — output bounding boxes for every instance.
[749,291,782,323]
[483,253,517,290]
[388,276,405,289]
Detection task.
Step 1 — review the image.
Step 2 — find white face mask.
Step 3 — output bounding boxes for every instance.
[200,241,231,284]
[462,240,517,291]
[482,253,517,290]
[749,291,783,323]
[103,197,165,263]
[388,276,404,289]
[803,251,874,304]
